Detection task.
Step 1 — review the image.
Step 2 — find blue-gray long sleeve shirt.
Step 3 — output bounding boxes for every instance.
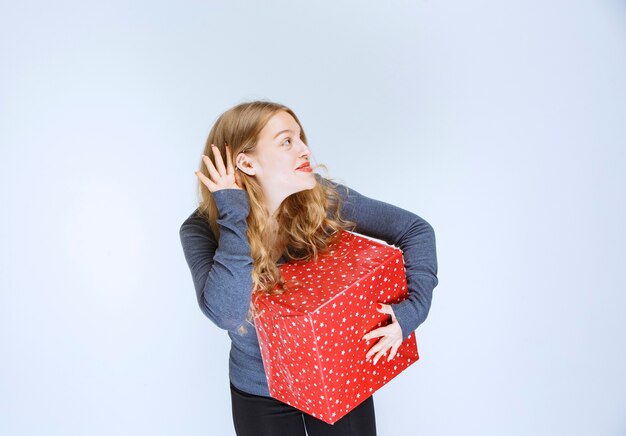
[179,173,439,397]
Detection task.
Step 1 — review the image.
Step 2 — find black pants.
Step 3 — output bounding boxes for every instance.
[230,382,377,436]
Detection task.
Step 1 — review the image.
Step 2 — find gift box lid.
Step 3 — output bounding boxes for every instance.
[253,231,402,316]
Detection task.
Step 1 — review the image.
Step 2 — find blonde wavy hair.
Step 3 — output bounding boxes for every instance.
[195,100,356,335]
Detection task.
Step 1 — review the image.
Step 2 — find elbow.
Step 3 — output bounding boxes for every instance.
[421,220,438,280]
[400,214,436,247]
[196,293,248,332]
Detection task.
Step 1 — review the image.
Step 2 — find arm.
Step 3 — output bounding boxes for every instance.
[318,174,439,342]
[178,189,254,331]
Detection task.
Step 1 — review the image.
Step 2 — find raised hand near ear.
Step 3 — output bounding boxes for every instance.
[195,143,243,192]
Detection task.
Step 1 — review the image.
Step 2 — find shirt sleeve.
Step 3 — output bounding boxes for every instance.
[317,174,439,341]
[179,189,254,332]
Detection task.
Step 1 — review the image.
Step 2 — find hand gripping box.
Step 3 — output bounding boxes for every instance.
[251,230,419,425]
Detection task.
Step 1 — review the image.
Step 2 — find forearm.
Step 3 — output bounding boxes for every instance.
[179,189,254,331]
[320,175,439,341]
[388,218,438,341]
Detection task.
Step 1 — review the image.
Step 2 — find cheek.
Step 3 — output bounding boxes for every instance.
[261,157,292,177]
[279,156,297,173]
[260,151,297,176]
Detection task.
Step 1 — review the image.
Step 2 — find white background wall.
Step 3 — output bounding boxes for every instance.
[1,1,625,435]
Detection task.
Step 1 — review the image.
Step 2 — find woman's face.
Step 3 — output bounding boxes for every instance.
[237,110,317,216]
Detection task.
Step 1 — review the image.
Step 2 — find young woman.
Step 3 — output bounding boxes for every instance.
[179,100,439,436]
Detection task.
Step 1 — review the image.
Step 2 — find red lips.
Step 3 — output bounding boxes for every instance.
[295,162,311,170]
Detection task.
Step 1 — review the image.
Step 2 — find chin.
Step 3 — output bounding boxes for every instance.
[295,185,315,194]
[304,175,318,190]
[288,181,316,197]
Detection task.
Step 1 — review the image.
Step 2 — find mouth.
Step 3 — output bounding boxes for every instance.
[295,162,311,171]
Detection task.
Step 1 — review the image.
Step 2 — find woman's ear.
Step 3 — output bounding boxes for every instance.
[236,152,256,176]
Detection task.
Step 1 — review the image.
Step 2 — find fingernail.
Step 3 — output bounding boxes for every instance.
[376,303,383,310]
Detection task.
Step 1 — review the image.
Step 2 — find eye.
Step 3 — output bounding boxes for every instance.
[282,137,292,146]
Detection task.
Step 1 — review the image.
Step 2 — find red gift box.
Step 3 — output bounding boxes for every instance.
[252,230,419,425]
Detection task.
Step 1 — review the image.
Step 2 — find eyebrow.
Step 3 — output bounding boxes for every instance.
[273,128,301,140]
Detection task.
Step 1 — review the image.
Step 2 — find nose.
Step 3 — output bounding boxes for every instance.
[300,141,311,158]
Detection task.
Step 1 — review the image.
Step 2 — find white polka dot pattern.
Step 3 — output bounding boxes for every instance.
[252,230,419,425]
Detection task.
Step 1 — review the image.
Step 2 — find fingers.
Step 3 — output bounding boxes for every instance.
[376,303,396,322]
[195,170,217,192]
[362,318,403,364]
[197,143,238,192]
[211,144,227,174]
[365,336,390,362]
[387,342,401,362]
[372,349,387,365]
[225,143,234,174]
[226,144,244,189]
[201,154,221,183]
[366,337,401,365]
[362,324,393,341]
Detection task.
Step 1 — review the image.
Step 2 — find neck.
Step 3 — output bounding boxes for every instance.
[266,201,282,219]
[261,186,289,219]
